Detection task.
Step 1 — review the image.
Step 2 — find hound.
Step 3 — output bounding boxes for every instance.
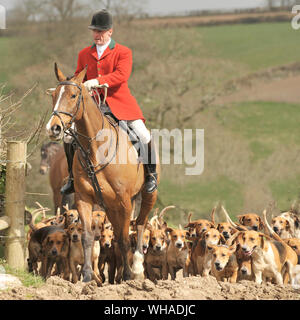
[166,227,190,280]
[144,225,168,281]
[208,244,238,283]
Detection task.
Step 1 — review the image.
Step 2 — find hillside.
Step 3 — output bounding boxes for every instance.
[1,17,300,226]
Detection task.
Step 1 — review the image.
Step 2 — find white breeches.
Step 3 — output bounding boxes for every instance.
[101,103,151,144]
[127,119,151,144]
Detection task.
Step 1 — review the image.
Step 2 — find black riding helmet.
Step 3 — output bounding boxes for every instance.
[88,9,113,31]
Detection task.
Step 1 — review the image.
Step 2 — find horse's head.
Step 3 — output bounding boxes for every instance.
[46,63,87,141]
[39,141,60,174]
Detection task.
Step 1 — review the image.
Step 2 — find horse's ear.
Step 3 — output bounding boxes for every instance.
[54,63,66,82]
[75,65,88,84]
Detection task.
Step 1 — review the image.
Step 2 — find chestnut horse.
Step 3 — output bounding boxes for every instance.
[39,141,74,214]
[46,64,160,282]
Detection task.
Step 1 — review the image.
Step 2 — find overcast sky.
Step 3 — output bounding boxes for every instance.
[0,0,267,15]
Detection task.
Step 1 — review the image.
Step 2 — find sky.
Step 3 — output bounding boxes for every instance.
[0,0,267,16]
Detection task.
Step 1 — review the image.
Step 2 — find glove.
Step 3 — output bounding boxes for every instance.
[84,79,99,91]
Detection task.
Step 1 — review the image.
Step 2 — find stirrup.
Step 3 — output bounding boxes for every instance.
[144,173,158,193]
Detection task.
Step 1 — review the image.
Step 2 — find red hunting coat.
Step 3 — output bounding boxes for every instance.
[75,39,145,122]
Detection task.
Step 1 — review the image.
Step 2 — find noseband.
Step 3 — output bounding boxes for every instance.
[51,80,83,130]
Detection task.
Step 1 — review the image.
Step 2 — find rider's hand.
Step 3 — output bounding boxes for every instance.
[84,79,99,91]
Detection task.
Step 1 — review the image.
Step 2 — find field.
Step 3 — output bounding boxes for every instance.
[1,18,300,225]
[1,11,300,300]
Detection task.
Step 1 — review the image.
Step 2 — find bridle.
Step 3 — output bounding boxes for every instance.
[49,80,118,208]
[51,80,84,130]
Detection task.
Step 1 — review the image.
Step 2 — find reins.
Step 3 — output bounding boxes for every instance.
[51,80,119,207]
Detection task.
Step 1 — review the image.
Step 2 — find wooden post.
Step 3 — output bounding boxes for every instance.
[4,141,26,270]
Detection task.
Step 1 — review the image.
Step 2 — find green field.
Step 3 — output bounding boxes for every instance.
[199,22,300,71]
[1,20,300,225]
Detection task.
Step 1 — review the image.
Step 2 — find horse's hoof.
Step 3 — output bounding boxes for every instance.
[132,272,145,281]
[123,271,132,281]
[131,251,144,278]
[82,272,92,283]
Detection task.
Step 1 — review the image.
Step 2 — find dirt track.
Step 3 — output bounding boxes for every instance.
[0,274,299,300]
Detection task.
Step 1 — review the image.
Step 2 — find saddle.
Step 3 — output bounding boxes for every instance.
[100,104,141,156]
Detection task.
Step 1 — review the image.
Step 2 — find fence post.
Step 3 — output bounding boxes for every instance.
[4,141,26,270]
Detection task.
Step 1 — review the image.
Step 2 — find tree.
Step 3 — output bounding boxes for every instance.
[266,0,276,9]
[17,0,86,22]
[93,0,148,22]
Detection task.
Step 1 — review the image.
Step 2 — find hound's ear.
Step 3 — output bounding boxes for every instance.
[54,63,66,82]
[258,217,265,230]
[184,222,196,229]
[75,65,88,84]
[130,232,137,247]
[237,215,245,224]
[185,230,190,237]
[294,215,300,229]
[219,233,226,244]
[259,234,265,248]
[42,235,50,249]
[286,220,291,231]
[229,243,236,253]
[166,227,173,234]
[216,223,221,230]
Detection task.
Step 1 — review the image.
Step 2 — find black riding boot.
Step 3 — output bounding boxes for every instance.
[60,141,75,195]
[142,139,158,193]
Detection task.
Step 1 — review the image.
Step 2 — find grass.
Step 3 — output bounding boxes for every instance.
[0,37,17,89]
[269,176,300,211]
[199,22,300,72]
[158,175,244,225]
[0,259,44,288]
[249,140,274,163]
[217,101,300,147]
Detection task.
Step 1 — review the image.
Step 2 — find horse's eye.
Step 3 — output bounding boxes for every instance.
[71,94,76,99]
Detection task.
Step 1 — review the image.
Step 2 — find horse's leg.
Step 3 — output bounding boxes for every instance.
[53,189,61,215]
[133,190,157,279]
[109,197,132,281]
[76,194,94,282]
[61,193,73,214]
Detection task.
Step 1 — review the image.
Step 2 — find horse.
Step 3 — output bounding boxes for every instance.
[45,63,160,283]
[39,141,74,214]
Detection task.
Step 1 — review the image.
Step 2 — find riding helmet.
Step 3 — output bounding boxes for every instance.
[88,9,113,31]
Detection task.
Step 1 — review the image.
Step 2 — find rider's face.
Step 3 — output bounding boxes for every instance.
[92,29,113,46]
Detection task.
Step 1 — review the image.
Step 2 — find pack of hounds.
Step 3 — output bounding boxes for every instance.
[26,203,300,287]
